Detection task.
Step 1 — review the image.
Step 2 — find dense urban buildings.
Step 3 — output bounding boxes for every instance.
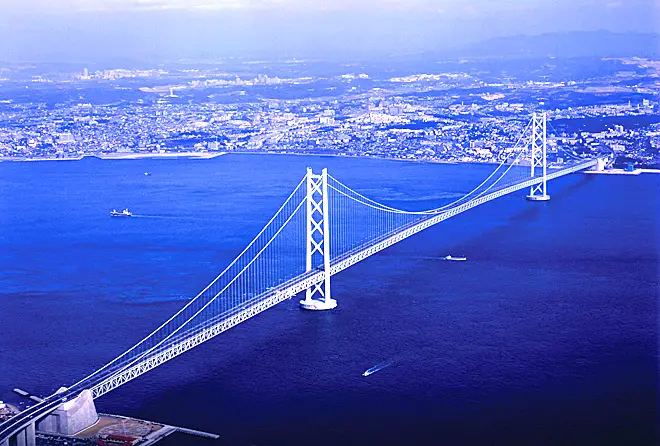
[0,56,658,168]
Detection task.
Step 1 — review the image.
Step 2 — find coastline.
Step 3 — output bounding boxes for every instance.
[0,152,227,162]
[2,150,657,174]
[233,150,462,165]
[97,152,226,160]
[583,168,660,175]
[0,150,464,165]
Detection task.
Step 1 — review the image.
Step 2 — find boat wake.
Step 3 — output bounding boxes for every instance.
[362,360,393,377]
[130,214,192,220]
[442,255,467,261]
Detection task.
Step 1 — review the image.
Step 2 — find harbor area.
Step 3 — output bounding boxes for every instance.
[72,413,172,445]
[33,412,217,445]
[0,402,20,424]
[2,392,217,446]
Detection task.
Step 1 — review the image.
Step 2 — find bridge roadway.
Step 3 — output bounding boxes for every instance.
[0,159,597,444]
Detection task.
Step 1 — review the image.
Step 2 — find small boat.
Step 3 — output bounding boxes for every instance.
[442,255,466,261]
[144,172,151,176]
[110,209,132,217]
[362,361,393,377]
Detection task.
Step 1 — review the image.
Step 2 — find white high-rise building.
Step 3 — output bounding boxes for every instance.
[58,132,75,144]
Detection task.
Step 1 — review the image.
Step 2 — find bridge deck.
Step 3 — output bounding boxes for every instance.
[89,159,597,399]
[0,159,598,443]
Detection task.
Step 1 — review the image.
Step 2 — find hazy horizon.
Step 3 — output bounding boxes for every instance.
[0,0,659,63]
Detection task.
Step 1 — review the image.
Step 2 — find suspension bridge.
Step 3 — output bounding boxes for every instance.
[1,113,602,445]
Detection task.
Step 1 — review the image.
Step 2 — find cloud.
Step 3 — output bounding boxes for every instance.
[0,0,540,14]
[0,0,242,13]
[0,0,656,63]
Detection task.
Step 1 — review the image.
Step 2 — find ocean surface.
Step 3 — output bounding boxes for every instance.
[0,154,657,445]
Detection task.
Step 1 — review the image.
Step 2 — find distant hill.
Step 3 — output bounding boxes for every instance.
[457,31,660,59]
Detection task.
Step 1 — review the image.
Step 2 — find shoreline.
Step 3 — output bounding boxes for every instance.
[0,152,227,162]
[232,150,466,166]
[2,151,658,174]
[0,151,471,165]
[583,168,660,175]
[0,150,488,166]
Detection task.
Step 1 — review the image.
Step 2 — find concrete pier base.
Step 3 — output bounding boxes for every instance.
[525,194,550,202]
[25,423,35,446]
[8,424,34,446]
[37,390,98,436]
[299,298,337,310]
[2,423,34,446]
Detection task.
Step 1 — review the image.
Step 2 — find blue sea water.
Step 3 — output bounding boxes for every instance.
[0,154,658,445]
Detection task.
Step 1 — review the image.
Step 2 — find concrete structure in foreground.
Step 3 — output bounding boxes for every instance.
[36,390,98,436]
[1,393,217,446]
[0,422,34,446]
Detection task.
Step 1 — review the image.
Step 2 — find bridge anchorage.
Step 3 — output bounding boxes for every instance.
[526,112,551,201]
[300,167,336,310]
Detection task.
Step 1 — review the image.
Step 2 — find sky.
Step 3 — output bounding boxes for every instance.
[0,0,658,63]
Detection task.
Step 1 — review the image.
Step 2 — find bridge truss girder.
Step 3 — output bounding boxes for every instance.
[88,159,596,400]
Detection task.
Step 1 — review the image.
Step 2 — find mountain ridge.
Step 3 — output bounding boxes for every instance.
[456,30,660,59]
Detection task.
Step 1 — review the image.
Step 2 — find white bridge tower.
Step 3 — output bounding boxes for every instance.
[526,112,551,201]
[300,168,336,310]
